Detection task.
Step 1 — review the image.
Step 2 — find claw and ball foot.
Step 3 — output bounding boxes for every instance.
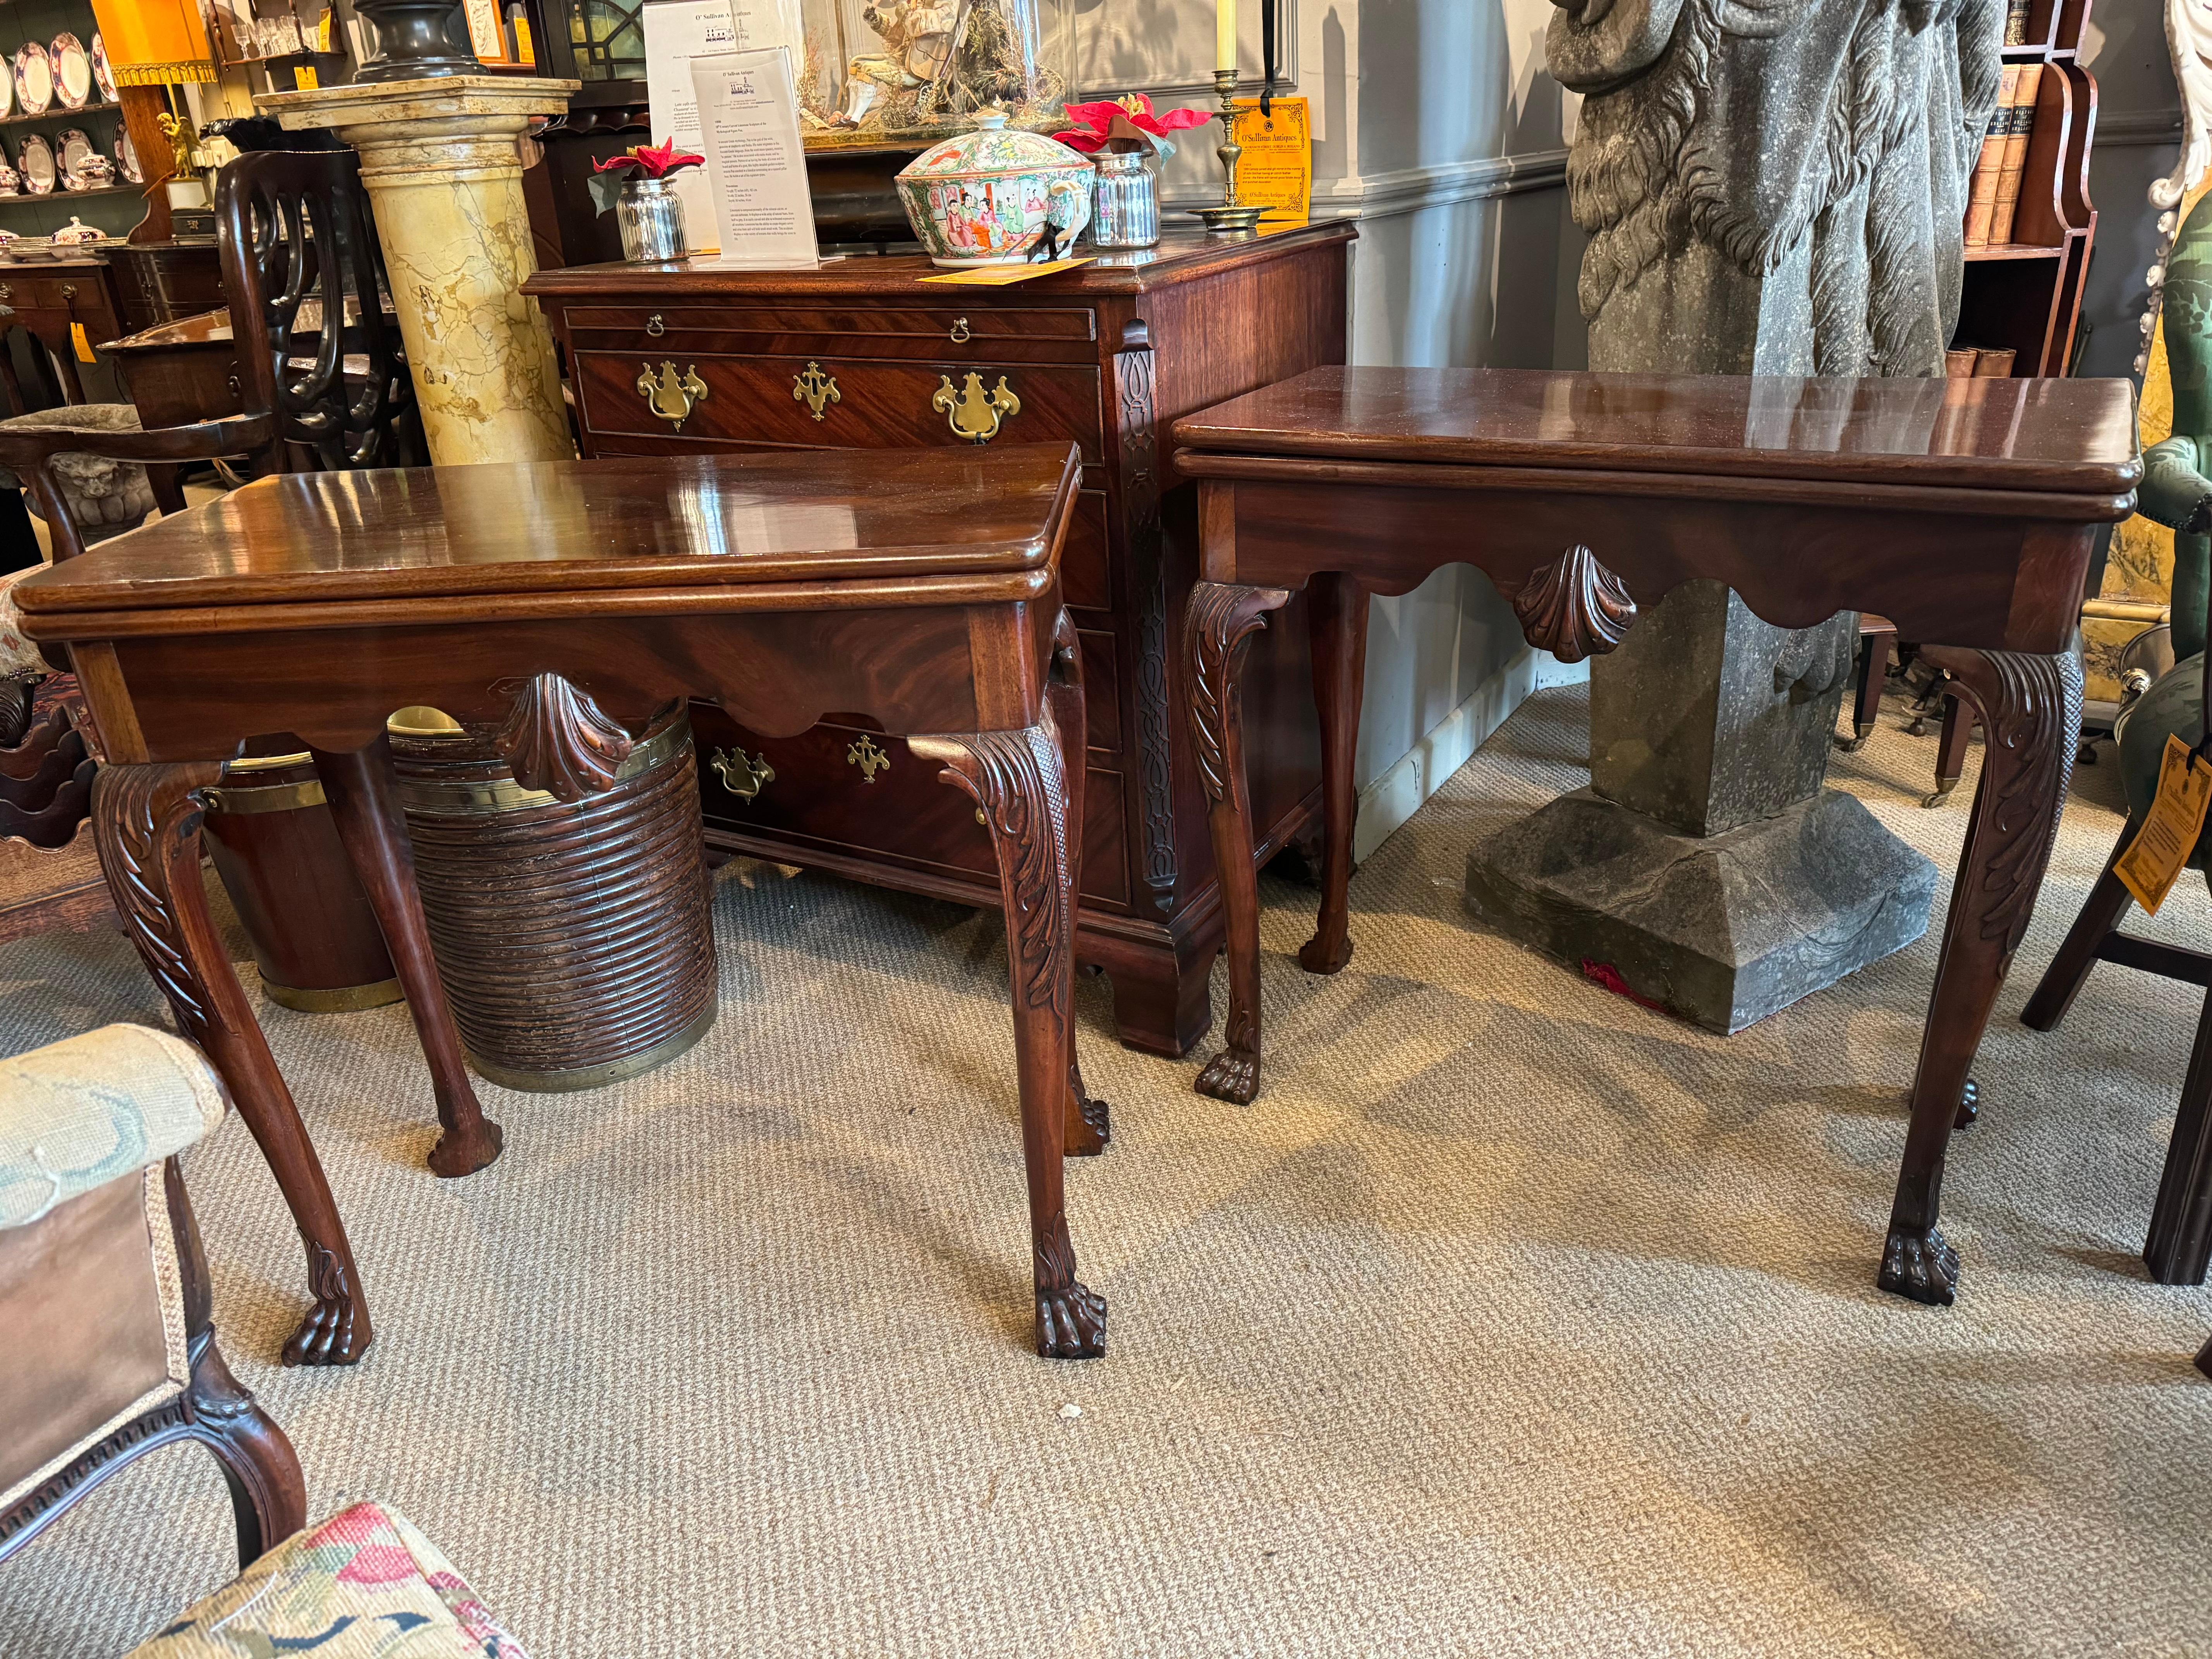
[1196,1046,1260,1105]
[1036,1280,1107,1359]
[1065,1078,1110,1157]
[1954,1077,1979,1130]
[1879,1223,1960,1306]
[280,1245,371,1367]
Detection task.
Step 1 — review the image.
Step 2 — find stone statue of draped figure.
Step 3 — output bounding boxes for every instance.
[1553,0,2002,376]
[1467,0,2001,1032]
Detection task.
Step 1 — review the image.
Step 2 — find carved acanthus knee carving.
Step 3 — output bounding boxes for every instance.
[1513,545,1637,663]
[492,671,634,801]
[1187,582,1290,805]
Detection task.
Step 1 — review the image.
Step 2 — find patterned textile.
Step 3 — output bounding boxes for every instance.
[0,564,48,679]
[127,1504,530,1659]
[0,1025,226,1229]
[0,404,158,533]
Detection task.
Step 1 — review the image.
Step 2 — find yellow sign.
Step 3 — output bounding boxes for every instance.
[315,7,332,50]
[918,258,1094,287]
[69,321,93,363]
[2115,733,2212,913]
[1230,96,1312,224]
[292,64,318,88]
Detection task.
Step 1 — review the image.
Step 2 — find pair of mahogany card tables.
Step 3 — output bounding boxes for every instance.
[12,365,2135,1367]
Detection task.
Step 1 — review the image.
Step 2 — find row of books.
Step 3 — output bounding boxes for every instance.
[2002,0,2035,46]
[1945,345,2017,379]
[1964,65,2045,249]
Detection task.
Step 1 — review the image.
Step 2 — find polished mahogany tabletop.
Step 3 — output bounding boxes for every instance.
[12,444,1083,626]
[1173,366,2142,497]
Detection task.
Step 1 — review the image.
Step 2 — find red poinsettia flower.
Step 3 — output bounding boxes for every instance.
[1052,93,1212,155]
[592,139,706,179]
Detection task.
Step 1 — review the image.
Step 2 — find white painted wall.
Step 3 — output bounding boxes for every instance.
[1075,1,1583,855]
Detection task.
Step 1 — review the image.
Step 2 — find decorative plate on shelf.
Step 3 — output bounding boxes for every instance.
[15,43,53,117]
[0,55,16,121]
[57,128,93,182]
[115,129,139,184]
[50,34,90,110]
[90,33,115,103]
[0,160,20,198]
[20,134,58,195]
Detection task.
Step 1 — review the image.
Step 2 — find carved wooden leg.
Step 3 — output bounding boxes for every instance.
[167,1161,308,1563]
[1047,611,1109,1158]
[1299,572,1369,975]
[93,765,373,1364]
[912,714,1104,1359]
[310,735,502,1178]
[1836,617,1896,752]
[1185,581,1292,1106]
[2019,821,2136,1032]
[1881,647,2079,1305]
[2146,982,2212,1285]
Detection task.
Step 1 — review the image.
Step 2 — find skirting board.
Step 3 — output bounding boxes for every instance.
[1352,648,1588,864]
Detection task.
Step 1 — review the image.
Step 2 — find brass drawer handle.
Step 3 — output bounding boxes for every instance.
[710,745,774,802]
[847,734,890,783]
[646,312,665,337]
[949,315,970,343]
[792,360,840,421]
[933,372,1020,444]
[1,284,15,301]
[637,360,708,429]
[59,284,74,301]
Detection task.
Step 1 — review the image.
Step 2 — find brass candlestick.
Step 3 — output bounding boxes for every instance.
[1188,67,1266,235]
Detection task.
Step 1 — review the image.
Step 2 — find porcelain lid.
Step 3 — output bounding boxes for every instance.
[898,110,1090,180]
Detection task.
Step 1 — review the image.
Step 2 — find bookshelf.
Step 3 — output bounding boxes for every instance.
[1954,0,2097,376]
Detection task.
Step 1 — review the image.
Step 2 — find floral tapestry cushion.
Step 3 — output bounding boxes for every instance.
[0,565,48,680]
[127,1503,529,1659]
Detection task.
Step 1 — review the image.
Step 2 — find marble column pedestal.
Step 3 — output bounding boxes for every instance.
[1466,581,1936,1034]
[257,76,579,467]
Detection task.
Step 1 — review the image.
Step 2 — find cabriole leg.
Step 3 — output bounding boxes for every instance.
[93,764,373,1364]
[311,735,503,1177]
[1046,611,1109,1157]
[1185,581,1292,1106]
[1300,571,1369,975]
[913,714,1105,1359]
[1881,647,2079,1305]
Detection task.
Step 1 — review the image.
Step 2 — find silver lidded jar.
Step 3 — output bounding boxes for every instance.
[1089,149,1160,250]
[617,175,687,261]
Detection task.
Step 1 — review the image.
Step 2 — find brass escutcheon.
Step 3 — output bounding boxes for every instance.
[636,360,709,428]
[710,745,774,802]
[59,284,74,301]
[646,312,666,337]
[792,360,840,421]
[933,371,1020,444]
[949,315,971,343]
[847,734,891,783]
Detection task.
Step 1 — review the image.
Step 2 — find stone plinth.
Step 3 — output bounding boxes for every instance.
[258,76,579,467]
[1465,786,1936,1036]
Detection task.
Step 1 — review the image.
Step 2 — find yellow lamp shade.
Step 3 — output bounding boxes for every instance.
[87,0,218,84]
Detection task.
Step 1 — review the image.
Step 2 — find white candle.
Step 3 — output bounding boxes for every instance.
[1216,0,1237,73]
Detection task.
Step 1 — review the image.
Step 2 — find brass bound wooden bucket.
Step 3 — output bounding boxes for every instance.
[201,753,404,1013]
[386,704,718,1092]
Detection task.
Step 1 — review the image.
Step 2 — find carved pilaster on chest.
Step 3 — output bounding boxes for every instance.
[1115,338,1179,914]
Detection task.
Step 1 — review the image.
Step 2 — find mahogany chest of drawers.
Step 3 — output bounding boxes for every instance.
[524,224,1353,1054]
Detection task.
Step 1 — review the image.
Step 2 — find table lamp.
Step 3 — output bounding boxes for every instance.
[86,0,219,82]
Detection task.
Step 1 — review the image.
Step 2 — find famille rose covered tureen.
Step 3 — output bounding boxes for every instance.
[895,110,1092,268]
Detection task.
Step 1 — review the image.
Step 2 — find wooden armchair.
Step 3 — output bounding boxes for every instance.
[0,1023,304,1568]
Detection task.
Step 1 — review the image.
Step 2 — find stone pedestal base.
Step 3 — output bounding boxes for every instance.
[1464,786,1935,1034]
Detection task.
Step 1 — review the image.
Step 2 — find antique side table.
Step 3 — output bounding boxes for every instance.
[524,224,1356,1057]
[1175,366,2139,1307]
[13,442,1112,1363]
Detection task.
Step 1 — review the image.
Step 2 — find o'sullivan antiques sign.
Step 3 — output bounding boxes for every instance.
[1229,94,1311,223]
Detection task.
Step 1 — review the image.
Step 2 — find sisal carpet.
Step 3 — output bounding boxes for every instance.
[1,682,2207,1658]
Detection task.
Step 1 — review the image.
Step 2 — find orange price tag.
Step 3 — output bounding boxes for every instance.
[2114,733,2212,914]
[69,322,93,364]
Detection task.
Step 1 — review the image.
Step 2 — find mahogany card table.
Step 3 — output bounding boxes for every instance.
[12,443,1112,1364]
[1175,365,2140,1307]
